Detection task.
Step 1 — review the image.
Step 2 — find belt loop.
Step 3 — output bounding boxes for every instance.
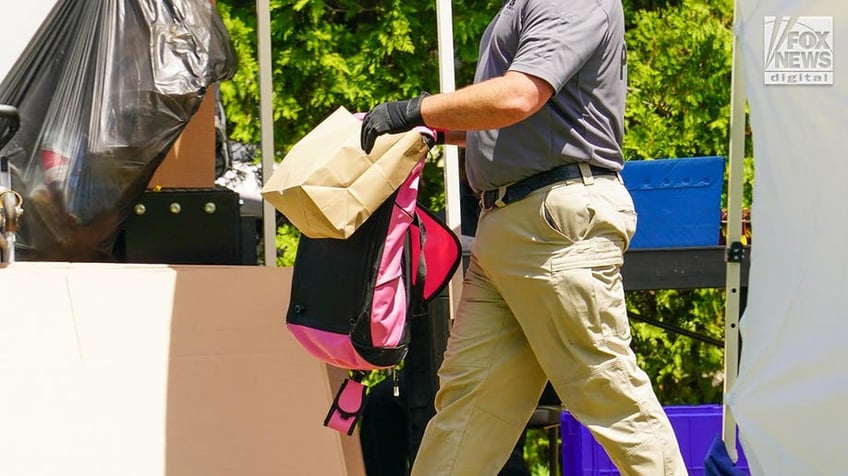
[494,185,508,208]
[578,162,594,185]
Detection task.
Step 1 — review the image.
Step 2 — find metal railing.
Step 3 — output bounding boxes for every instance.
[0,105,22,263]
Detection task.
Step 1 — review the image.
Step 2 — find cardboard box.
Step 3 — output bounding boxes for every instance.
[148,90,217,189]
[0,263,365,476]
[621,156,726,249]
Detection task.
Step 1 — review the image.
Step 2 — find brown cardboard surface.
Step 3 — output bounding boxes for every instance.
[0,262,365,476]
[148,0,219,189]
[148,90,217,190]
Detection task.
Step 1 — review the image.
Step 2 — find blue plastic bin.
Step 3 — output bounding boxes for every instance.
[621,157,726,249]
[560,404,750,475]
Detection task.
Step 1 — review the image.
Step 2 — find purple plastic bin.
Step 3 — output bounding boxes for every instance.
[560,404,750,475]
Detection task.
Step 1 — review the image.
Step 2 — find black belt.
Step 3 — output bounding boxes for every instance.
[481,163,617,210]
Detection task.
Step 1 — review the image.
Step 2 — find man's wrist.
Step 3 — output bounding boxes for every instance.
[405,92,430,128]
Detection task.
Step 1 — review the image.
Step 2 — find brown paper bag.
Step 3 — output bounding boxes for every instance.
[261,106,429,239]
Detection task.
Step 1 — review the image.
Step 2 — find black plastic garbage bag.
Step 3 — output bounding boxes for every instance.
[0,0,236,261]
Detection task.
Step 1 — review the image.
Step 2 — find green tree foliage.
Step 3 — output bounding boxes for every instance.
[627,288,727,405]
[624,0,734,160]
[216,0,474,154]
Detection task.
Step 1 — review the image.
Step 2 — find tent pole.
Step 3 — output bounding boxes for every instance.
[435,0,463,317]
[722,0,746,463]
[256,0,277,266]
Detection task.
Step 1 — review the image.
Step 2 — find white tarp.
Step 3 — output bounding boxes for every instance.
[727,1,848,475]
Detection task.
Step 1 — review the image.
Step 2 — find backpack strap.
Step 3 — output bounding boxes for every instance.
[324,377,368,436]
[409,210,428,317]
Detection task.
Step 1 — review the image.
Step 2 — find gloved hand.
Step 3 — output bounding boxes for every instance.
[360,92,429,154]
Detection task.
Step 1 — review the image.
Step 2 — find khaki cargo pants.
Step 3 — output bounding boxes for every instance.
[410,172,688,476]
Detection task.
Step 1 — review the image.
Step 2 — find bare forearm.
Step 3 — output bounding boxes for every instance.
[419,71,553,132]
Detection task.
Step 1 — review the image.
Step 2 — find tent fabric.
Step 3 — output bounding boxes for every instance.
[727,1,848,475]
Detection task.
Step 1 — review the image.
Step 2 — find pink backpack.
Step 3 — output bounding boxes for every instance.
[286,159,461,434]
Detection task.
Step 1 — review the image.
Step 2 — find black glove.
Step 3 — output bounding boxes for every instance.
[360,92,429,154]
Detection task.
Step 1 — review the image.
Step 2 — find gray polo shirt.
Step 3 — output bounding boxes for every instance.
[465,0,627,193]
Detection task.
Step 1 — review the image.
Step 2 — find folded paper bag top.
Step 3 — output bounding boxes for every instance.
[260,106,430,239]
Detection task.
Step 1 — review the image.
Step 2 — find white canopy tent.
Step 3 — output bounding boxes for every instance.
[725,1,847,474]
[0,4,56,79]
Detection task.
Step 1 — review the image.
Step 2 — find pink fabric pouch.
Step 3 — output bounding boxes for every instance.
[323,378,368,435]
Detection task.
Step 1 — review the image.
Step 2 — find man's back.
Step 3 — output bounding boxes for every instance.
[465,0,628,192]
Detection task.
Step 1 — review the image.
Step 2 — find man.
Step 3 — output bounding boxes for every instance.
[360,0,688,474]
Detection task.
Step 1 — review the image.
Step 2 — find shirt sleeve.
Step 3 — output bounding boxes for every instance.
[509,0,610,91]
